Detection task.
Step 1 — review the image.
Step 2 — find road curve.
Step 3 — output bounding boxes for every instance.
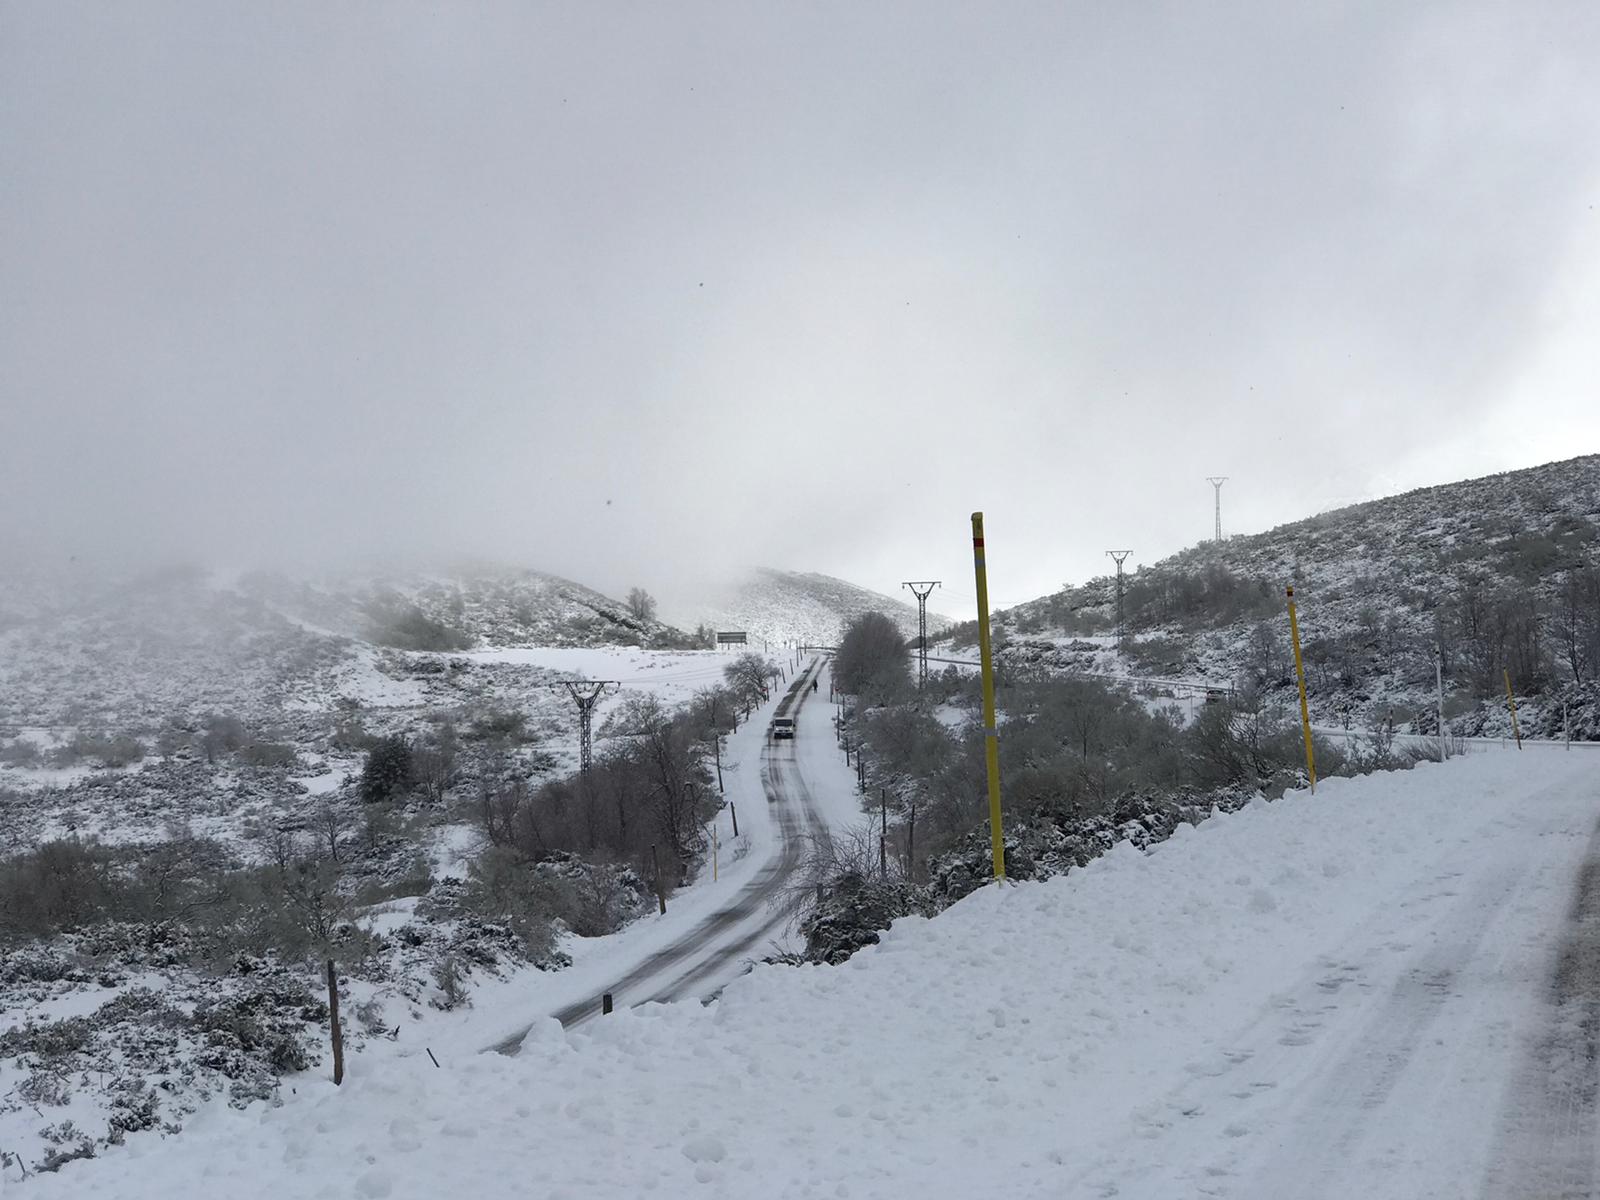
[491,658,828,1053]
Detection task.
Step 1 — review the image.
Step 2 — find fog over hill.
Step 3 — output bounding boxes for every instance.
[660,568,954,651]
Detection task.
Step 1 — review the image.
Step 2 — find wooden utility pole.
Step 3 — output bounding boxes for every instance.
[326,959,344,1085]
[651,843,666,914]
[880,788,888,879]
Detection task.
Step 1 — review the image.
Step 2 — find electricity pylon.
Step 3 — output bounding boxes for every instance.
[1105,551,1131,647]
[1206,477,1228,542]
[902,581,941,689]
[548,681,619,785]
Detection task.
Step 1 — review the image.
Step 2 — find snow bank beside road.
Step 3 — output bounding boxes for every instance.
[27,752,1600,1199]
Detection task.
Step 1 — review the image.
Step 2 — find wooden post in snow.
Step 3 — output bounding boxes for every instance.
[326,958,344,1086]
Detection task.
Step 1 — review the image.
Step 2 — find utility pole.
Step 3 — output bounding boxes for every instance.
[970,512,1005,880]
[1206,477,1228,543]
[1104,551,1131,647]
[548,680,619,790]
[1435,648,1448,763]
[902,581,941,690]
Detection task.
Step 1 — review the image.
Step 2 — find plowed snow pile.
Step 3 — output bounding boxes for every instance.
[26,750,1600,1200]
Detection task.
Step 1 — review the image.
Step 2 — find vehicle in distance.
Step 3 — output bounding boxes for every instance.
[770,716,796,739]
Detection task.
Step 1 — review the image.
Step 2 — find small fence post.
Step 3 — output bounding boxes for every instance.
[651,843,666,914]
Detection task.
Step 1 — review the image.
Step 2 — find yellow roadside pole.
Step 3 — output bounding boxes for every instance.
[1503,669,1523,750]
[1286,585,1317,794]
[971,512,1006,879]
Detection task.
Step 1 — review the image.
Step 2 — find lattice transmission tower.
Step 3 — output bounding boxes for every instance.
[548,681,618,787]
[902,581,941,689]
[1206,477,1228,542]
[1105,551,1131,647]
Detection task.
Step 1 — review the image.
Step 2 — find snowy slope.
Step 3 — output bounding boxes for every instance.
[988,453,1600,736]
[664,567,953,649]
[241,565,693,649]
[0,656,855,1177]
[25,746,1600,1199]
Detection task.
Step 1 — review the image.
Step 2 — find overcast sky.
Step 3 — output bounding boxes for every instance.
[4,2,1598,618]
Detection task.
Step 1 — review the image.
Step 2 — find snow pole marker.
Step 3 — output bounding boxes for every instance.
[1286,585,1317,794]
[1504,670,1523,750]
[972,512,1005,880]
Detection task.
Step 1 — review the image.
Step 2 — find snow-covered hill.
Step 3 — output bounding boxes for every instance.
[983,454,1600,738]
[242,566,693,650]
[0,565,354,731]
[664,567,953,650]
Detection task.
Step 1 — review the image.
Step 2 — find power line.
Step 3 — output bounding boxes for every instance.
[1206,476,1228,542]
[902,581,941,689]
[1104,551,1131,648]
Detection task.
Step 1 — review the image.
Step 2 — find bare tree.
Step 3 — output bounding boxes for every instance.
[723,653,778,707]
[413,722,458,805]
[1554,563,1600,683]
[626,587,657,624]
[315,802,344,863]
[254,832,360,1086]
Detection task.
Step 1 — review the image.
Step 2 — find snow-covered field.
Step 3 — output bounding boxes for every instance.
[461,645,775,732]
[25,748,1600,1199]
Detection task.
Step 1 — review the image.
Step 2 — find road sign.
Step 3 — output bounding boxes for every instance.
[716,631,748,645]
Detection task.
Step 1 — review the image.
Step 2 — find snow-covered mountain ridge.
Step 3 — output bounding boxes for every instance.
[986,453,1600,736]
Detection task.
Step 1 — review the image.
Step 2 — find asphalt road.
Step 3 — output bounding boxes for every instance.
[492,659,828,1053]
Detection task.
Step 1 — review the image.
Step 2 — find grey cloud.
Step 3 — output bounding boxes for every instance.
[4,1,1597,615]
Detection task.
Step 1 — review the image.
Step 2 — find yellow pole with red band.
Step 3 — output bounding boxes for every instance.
[1503,669,1522,750]
[972,512,1005,879]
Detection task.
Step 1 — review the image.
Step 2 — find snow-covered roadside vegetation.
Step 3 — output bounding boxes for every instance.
[0,565,797,1177]
[789,611,1450,967]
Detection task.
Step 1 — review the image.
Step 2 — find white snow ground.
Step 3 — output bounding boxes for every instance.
[20,748,1600,1199]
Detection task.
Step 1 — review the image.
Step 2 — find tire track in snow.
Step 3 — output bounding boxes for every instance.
[1231,864,1520,1199]
[1068,858,1527,1199]
[646,742,829,1003]
[491,659,827,1050]
[1479,817,1600,1200]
